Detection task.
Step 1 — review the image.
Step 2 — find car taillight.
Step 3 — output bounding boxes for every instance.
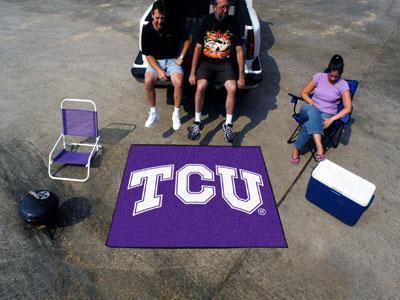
[246,28,255,59]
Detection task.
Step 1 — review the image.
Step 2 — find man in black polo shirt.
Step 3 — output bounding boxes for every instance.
[188,0,245,143]
[141,1,191,130]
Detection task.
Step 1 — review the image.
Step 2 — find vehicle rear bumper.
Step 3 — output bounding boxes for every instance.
[132,52,263,88]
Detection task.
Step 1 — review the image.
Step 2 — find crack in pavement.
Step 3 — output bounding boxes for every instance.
[359,18,400,83]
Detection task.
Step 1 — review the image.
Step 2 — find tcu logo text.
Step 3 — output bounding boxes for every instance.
[127,164,264,216]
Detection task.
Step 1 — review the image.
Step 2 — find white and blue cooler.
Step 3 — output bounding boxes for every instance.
[306,159,376,226]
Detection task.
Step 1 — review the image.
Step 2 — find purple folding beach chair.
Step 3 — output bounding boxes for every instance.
[48,99,101,182]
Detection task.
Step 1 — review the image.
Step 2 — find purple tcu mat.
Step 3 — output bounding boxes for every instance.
[107,145,287,248]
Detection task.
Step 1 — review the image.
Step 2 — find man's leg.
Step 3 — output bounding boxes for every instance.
[195,79,208,118]
[144,71,157,107]
[222,79,237,143]
[170,72,184,130]
[188,61,212,140]
[144,71,160,128]
[171,72,184,109]
[188,79,208,140]
[224,79,237,121]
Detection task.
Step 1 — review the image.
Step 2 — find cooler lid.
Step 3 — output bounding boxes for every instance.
[311,159,376,207]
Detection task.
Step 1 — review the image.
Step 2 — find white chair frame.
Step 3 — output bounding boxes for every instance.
[48,99,101,182]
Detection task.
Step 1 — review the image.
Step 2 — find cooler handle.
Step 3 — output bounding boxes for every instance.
[330,188,343,197]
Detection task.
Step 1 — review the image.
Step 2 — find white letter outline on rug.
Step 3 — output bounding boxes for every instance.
[215,165,264,214]
[175,164,216,204]
[128,165,174,216]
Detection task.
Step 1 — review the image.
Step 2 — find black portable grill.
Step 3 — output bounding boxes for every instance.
[19,190,59,239]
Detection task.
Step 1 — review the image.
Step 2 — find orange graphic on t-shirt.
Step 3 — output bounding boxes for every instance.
[203,31,233,59]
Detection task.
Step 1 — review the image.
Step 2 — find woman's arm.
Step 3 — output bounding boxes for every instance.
[300,79,316,105]
[323,89,352,128]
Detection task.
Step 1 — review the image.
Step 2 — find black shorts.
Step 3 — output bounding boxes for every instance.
[196,61,236,84]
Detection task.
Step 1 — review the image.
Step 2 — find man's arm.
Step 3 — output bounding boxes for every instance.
[146,55,168,81]
[189,43,202,86]
[176,35,192,66]
[236,45,245,89]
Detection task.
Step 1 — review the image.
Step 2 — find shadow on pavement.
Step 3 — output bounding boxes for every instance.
[55,197,91,227]
[98,123,136,145]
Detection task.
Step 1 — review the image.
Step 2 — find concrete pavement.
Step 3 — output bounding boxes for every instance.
[1,0,399,298]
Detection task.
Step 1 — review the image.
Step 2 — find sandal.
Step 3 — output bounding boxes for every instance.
[315,153,326,162]
[291,156,300,165]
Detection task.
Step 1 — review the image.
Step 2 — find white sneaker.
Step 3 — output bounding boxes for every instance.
[145,109,160,128]
[172,112,181,131]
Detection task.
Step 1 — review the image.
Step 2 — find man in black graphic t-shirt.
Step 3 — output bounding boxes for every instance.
[188,0,245,143]
[141,1,191,130]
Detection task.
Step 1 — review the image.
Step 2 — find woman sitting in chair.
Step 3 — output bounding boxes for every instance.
[291,54,352,164]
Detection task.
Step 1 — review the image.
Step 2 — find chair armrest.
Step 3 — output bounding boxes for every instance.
[288,93,302,103]
[86,136,100,166]
[49,133,64,162]
[288,93,303,115]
